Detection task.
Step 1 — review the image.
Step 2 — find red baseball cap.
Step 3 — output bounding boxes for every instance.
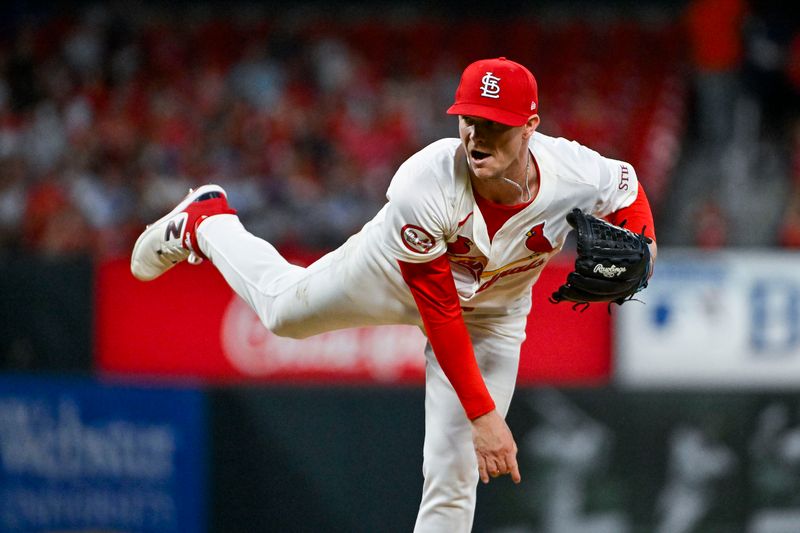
[447,57,539,127]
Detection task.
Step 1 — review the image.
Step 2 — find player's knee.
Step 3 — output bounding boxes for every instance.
[262,312,311,339]
[424,452,479,489]
[421,456,478,519]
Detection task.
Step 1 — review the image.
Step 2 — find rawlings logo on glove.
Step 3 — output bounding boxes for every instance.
[593,264,626,278]
[551,208,651,307]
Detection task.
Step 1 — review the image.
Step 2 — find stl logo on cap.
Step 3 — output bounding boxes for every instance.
[446,57,539,127]
[480,72,501,99]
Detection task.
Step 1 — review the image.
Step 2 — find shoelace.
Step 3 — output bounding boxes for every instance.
[157,242,189,265]
[157,245,203,266]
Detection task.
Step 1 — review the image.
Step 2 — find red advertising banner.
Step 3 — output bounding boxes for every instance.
[96,255,610,385]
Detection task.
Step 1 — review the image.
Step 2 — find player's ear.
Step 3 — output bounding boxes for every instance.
[522,115,539,139]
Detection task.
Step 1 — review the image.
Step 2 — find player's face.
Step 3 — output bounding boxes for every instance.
[459,115,533,181]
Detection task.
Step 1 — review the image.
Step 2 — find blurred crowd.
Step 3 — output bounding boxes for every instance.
[0,1,798,259]
[1,3,437,258]
[681,0,800,247]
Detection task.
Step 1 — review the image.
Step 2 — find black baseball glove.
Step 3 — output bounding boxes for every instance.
[551,208,652,307]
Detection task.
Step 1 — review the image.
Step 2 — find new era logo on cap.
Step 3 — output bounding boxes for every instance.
[447,57,539,126]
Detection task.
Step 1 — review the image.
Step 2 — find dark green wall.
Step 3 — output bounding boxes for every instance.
[210,386,427,533]
[0,255,93,373]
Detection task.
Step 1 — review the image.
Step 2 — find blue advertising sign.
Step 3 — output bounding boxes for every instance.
[0,376,206,533]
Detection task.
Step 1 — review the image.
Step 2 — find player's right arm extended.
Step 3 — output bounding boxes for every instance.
[398,256,521,484]
[399,255,495,419]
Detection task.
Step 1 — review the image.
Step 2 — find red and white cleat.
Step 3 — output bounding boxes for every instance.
[130,184,236,281]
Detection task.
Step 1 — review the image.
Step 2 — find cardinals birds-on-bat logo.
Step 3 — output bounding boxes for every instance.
[448,227,553,254]
[446,236,484,282]
[525,223,554,253]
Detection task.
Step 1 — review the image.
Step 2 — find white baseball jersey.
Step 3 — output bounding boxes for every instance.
[374,131,639,314]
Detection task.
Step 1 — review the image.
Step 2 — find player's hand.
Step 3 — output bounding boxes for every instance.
[470,409,521,484]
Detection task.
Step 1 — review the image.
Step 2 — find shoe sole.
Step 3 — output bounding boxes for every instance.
[131,184,226,280]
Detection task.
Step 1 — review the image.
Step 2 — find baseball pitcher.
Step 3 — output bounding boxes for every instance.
[131,57,656,532]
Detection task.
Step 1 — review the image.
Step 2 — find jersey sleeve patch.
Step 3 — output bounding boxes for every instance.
[401,224,436,254]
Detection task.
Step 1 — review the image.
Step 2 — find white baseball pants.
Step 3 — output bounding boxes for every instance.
[198,214,526,532]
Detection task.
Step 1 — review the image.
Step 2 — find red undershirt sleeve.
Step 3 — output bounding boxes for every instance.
[398,255,496,420]
[605,184,657,242]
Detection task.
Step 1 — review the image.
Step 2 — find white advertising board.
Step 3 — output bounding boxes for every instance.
[616,250,800,388]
